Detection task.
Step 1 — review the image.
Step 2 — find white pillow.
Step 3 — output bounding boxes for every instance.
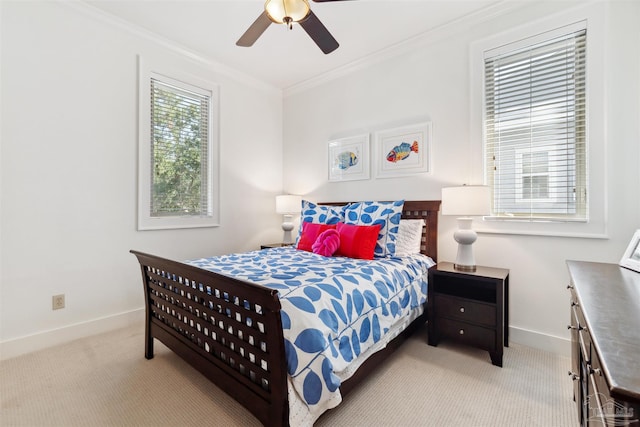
[394,219,425,256]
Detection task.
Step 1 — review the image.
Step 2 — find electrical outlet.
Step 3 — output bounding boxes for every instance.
[52,294,65,310]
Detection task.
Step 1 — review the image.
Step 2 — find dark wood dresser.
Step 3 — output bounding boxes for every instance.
[566,261,640,426]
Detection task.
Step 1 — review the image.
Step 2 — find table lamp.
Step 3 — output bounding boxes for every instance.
[275,194,302,244]
[441,185,491,272]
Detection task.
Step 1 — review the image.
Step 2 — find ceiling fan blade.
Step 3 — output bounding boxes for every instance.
[236,11,272,47]
[299,10,339,54]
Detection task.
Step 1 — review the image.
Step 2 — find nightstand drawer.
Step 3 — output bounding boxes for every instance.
[434,294,496,326]
[437,317,496,351]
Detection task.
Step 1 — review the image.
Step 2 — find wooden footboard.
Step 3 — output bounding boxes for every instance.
[131,200,440,426]
[130,250,289,426]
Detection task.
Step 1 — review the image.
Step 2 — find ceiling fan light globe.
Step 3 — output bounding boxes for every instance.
[265,0,310,25]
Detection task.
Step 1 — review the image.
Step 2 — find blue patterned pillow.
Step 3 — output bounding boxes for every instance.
[295,200,346,244]
[343,200,404,257]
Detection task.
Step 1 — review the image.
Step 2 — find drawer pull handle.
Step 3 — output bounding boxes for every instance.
[459,307,465,313]
[459,329,465,335]
[590,367,601,376]
[567,284,574,289]
[571,301,579,307]
[567,325,586,331]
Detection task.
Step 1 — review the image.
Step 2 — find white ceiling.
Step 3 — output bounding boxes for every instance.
[84,0,505,89]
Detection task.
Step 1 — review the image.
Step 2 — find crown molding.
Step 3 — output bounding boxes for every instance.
[62,1,282,96]
[283,1,527,97]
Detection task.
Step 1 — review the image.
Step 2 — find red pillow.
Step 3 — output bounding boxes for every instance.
[335,222,382,260]
[297,222,337,252]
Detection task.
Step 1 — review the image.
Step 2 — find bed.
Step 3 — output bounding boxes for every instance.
[130,200,440,426]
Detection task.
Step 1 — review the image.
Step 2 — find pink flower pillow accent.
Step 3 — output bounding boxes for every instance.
[312,229,340,257]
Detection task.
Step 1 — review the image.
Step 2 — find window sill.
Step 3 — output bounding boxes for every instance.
[475,220,608,239]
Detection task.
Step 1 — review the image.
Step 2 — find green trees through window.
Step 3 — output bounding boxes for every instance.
[150,79,211,217]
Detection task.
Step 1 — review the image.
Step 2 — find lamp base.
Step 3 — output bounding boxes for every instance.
[282,214,294,244]
[453,218,478,272]
[454,263,477,272]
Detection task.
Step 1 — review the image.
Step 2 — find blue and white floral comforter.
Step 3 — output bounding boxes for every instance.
[188,247,434,419]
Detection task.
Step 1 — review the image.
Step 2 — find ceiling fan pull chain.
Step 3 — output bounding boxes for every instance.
[284,17,293,30]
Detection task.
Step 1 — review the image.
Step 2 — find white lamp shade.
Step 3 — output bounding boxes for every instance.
[442,186,491,217]
[276,195,302,214]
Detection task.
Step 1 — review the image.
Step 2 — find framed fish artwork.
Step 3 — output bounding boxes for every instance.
[374,122,432,178]
[328,134,370,182]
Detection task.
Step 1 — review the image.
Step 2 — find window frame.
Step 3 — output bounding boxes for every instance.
[469,3,607,238]
[137,56,220,231]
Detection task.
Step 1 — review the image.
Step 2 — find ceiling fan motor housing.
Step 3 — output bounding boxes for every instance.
[265,0,311,27]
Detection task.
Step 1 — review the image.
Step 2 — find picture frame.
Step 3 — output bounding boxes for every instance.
[374,122,432,178]
[620,229,640,273]
[328,134,370,182]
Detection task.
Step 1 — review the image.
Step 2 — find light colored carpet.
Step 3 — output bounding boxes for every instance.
[0,323,577,426]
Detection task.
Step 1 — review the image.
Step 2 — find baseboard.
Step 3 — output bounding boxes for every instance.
[0,308,144,361]
[509,325,570,357]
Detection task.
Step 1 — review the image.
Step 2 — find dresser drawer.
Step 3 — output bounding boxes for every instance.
[434,294,496,326]
[569,288,588,330]
[590,349,610,401]
[436,317,496,351]
[589,343,639,426]
[588,350,612,427]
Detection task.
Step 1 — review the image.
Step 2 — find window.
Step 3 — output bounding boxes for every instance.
[484,26,587,222]
[138,57,219,230]
[517,149,551,202]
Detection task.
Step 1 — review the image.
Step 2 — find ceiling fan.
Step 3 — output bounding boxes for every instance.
[236,0,352,55]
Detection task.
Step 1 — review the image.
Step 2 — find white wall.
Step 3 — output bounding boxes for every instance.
[0,1,284,358]
[283,0,640,354]
[2,0,638,360]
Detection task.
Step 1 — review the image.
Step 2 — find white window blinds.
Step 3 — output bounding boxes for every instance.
[150,77,212,218]
[484,27,587,221]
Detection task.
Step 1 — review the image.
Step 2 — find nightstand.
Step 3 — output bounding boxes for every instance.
[427,262,509,367]
[260,243,294,249]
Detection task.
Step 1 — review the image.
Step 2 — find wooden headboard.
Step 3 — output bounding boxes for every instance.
[320,200,441,262]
